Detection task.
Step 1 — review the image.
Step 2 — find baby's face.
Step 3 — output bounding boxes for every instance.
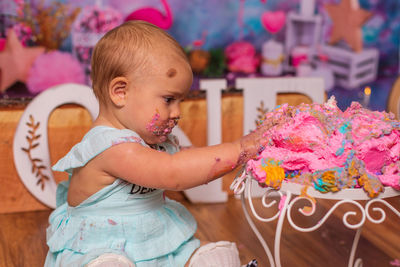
[124,54,193,144]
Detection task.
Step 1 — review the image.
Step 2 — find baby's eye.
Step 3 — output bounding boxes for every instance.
[163,96,175,104]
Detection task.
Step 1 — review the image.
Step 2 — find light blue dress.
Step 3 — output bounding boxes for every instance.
[45,126,200,267]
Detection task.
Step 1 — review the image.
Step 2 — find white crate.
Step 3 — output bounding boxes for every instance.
[315,45,379,89]
[284,11,322,72]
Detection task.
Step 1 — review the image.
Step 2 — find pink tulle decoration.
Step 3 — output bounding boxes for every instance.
[224,41,260,73]
[27,51,86,94]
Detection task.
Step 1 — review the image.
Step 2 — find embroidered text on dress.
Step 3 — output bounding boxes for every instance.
[129,184,157,195]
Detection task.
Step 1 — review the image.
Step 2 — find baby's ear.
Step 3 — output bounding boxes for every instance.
[109,77,128,107]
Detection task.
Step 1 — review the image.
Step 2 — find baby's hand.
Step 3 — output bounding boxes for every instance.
[237,112,291,165]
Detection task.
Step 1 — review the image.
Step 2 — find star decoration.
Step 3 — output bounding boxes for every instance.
[0,29,45,93]
[325,0,372,52]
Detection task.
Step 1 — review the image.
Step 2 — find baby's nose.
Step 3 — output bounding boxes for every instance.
[170,106,181,119]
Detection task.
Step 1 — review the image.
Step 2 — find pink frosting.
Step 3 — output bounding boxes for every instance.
[379,162,400,189]
[247,97,400,194]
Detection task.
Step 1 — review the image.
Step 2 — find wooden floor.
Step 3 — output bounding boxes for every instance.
[0,192,399,267]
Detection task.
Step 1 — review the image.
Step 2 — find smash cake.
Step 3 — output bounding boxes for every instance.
[246,96,400,198]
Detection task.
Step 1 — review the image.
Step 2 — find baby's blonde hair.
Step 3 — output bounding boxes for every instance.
[90,20,188,103]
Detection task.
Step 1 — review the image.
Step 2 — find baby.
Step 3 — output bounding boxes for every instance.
[45,21,277,267]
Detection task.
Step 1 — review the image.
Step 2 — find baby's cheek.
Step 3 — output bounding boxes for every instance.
[146,111,161,133]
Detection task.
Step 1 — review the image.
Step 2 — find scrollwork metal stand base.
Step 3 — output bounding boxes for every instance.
[231,173,400,267]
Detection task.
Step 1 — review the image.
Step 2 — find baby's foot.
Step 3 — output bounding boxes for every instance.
[86,253,135,267]
[188,241,241,266]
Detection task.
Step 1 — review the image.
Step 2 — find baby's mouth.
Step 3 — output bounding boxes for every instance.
[160,118,179,135]
[146,117,179,137]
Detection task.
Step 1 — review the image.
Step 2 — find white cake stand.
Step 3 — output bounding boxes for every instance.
[230,171,400,267]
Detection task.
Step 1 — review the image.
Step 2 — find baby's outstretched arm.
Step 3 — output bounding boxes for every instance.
[97,140,240,190]
[96,119,279,191]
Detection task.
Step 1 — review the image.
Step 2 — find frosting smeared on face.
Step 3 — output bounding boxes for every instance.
[146,109,179,142]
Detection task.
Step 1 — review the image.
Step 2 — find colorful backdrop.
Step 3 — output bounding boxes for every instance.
[1,0,400,111]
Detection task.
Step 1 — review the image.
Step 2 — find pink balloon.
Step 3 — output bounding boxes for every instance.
[261,11,286,34]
